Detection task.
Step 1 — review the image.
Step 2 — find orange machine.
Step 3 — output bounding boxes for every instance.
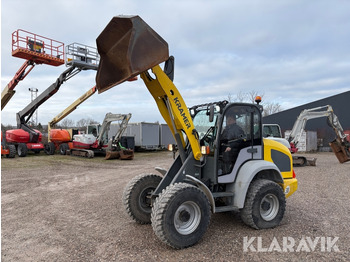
[45,86,97,155]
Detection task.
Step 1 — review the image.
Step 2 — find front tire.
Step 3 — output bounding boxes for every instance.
[59,143,69,155]
[123,174,162,224]
[44,142,55,155]
[151,183,211,249]
[17,143,28,157]
[240,179,285,229]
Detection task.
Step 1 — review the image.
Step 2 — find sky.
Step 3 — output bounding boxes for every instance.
[1,0,350,126]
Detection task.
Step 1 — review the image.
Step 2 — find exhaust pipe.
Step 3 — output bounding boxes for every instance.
[96,15,169,93]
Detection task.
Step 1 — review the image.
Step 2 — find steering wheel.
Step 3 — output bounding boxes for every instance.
[201,126,215,145]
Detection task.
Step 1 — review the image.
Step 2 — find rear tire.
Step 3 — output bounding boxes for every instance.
[123,174,162,224]
[44,142,55,155]
[151,183,211,249]
[17,143,28,157]
[6,145,16,158]
[240,179,285,229]
[59,143,69,155]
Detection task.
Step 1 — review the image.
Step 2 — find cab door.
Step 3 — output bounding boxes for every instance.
[217,104,263,184]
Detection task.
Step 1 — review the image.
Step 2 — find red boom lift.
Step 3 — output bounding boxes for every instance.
[5,43,100,157]
[1,29,65,110]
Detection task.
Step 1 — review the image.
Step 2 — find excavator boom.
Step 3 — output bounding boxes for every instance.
[69,112,133,159]
[95,15,202,160]
[288,105,349,163]
[96,113,131,146]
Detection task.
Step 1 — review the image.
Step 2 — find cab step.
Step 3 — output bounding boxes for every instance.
[212,192,234,198]
[214,205,238,213]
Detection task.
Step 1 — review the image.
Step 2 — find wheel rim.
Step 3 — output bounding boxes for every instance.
[174,201,201,235]
[18,145,24,156]
[260,194,279,221]
[138,187,155,213]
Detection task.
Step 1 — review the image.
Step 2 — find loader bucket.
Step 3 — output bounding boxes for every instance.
[96,15,169,93]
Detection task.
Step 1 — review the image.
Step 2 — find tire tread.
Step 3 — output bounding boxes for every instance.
[151,183,211,249]
[240,179,285,229]
[123,174,162,224]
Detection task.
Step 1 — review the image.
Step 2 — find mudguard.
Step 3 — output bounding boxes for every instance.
[230,160,283,209]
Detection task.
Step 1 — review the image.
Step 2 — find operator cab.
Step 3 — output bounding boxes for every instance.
[191,101,263,184]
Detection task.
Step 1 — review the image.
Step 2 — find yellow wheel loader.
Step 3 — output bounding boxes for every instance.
[95,15,298,249]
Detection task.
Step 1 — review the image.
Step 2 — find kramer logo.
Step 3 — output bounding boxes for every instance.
[243,236,340,252]
[173,97,191,129]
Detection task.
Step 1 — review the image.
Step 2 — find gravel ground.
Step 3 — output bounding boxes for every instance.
[1,151,349,261]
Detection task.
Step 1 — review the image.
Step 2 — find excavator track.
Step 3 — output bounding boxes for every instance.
[292,155,317,166]
[68,149,94,158]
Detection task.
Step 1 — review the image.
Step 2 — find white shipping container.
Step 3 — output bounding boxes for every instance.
[126,122,160,150]
[159,124,175,148]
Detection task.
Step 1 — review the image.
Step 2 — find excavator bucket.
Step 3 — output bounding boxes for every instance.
[105,150,120,160]
[119,149,134,160]
[329,140,350,163]
[96,15,169,93]
[104,149,134,160]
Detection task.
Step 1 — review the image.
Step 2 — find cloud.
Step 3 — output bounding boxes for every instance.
[2,0,350,126]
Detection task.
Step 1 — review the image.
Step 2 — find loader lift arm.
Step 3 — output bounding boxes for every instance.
[96,16,201,161]
[140,65,201,161]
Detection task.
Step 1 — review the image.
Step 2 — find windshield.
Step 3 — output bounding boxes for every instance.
[192,109,219,140]
[263,125,282,138]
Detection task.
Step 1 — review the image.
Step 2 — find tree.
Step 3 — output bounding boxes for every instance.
[1,123,15,132]
[228,90,281,116]
[76,118,98,128]
[60,118,75,129]
[76,118,88,128]
[262,102,282,117]
[37,123,43,131]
